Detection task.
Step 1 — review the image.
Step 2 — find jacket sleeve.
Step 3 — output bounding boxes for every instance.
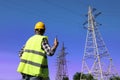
[42,38,56,56]
[19,45,25,57]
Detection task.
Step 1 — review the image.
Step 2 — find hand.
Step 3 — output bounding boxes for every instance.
[54,37,59,47]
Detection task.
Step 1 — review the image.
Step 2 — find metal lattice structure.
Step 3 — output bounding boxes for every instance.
[55,43,69,80]
[80,6,118,80]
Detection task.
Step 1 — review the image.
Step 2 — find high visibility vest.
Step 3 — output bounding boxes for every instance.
[17,35,49,78]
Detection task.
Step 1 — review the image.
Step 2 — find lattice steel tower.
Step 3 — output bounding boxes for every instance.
[80,6,118,80]
[55,43,69,80]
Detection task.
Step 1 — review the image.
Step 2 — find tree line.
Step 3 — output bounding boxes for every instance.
[61,72,120,80]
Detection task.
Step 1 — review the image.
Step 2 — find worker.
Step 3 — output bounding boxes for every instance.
[17,21,59,80]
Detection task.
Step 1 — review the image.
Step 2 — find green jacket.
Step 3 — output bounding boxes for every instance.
[17,35,49,78]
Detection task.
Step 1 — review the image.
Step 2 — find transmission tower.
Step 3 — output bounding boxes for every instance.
[55,43,69,80]
[80,6,118,80]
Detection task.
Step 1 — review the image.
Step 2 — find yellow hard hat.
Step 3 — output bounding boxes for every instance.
[34,21,45,30]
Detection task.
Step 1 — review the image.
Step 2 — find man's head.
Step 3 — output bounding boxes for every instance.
[34,21,45,35]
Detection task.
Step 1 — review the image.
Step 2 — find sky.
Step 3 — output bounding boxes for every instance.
[0,0,120,80]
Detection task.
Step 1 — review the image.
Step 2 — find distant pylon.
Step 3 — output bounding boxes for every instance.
[55,43,69,80]
[80,6,118,80]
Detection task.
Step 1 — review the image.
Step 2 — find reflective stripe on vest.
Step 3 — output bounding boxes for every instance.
[21,59,48,68]
[24,49,47,58]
